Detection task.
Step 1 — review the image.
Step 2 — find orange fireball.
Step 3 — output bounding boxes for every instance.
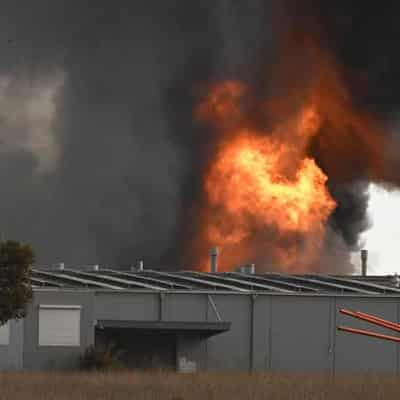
[206,132,335,237]
[199,98,336,271]
[185,29,393,273]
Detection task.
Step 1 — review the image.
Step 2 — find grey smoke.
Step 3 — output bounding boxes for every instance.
[0,1,279,267]
[0,1,390,271]
[0,71,63,173]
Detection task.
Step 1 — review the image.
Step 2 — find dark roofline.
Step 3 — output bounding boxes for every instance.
[96,320,231,334]
[30,267,400,295]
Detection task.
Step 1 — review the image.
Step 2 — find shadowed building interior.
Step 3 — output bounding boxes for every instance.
[96,328,177,369]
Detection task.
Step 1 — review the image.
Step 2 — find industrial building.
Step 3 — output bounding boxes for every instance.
[1,265,400,373]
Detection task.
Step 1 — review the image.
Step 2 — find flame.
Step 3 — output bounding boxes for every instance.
[196,89,336,271]
[206,134,335,237]
[187,37,395,273]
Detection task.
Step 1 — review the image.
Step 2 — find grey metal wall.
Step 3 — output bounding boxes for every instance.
[206,295,251,370]
[269,296,333,372]
[94,292,160,321]
[169,293,400,374]
[335,297,399,374]
[22,291,95,369]
[0,319,24,370]
[3,289,398,373]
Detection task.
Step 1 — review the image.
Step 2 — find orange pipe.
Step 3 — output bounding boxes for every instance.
[337,326,400,343]
[339,309,400,333]
[352,313,400,332]
[356,311,400,331]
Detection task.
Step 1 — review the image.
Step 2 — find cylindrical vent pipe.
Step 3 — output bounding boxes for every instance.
[249,263,256,274]
[210,247,219,273]
[58,262,65,271]
[138,260,144,272]
[361,249,368,276]
[236,264,255,274]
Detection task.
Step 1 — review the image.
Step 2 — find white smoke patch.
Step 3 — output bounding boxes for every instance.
[0,70,64,173]
[358,184,400,275]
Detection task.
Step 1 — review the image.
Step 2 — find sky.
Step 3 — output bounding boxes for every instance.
[356,184,400,275]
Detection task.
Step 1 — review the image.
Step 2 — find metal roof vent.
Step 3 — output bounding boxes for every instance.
[58,263,65,271]
[392,273,400,288]
[361,249,368,276]
[249,263,256,274]
[210,247,218,273]
[236,264,256,274]
[93,264,99,272]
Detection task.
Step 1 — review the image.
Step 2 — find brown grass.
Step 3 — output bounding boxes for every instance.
[0,371,399,400]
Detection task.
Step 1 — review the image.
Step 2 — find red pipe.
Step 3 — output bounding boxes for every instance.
[356,311,400,331]
[353,313,400,332]
[337,326,400,343]
[339,308,400,333]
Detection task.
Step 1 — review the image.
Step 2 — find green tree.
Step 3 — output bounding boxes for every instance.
[0,241,35,325]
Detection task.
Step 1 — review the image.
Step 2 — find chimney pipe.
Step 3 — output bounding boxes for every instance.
[138,260,144,272]
[361,249,368,276]
[210,247,218,273]
[249,263,256,274]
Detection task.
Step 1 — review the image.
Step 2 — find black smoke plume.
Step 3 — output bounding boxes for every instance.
[0,1,398,270]
[285,1,400,270]
[0,1,278,267]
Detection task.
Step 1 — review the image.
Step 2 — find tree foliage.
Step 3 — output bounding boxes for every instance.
[0,240,35,325]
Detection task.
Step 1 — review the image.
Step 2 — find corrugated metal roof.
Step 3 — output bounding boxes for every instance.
[30,268,400,295]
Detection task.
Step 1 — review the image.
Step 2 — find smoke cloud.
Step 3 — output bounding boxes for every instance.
[283,2,400,271]
[0,1,398,270]
[0,1,277,267]
[0,72,63,173]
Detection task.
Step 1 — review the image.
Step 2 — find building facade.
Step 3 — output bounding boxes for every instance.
[0,268,399,373]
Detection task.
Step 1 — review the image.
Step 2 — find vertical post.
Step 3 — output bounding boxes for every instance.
[328,297,336,376]
[210,247,218,273]
[159,293,166,321]
[250,294,257,371]
[397,300,400,375]
[361,249,368,276]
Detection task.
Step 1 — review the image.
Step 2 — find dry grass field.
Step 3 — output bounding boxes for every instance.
[0,371,399,400]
